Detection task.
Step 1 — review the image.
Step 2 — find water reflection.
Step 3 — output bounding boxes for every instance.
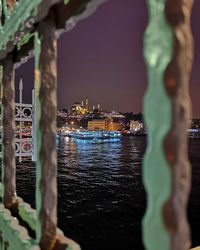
[15,137,200,249]
[56,136,146,250]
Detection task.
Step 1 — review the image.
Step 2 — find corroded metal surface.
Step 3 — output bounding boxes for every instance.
[164,1,194,249]
[0,0,110,249]
[0,0,60,60]
[55,0,108,35]
[0,204,40,250]
[36,14,58,249]
[18,197,37,231]
[143,0,194,250]
[0,0,108,62]
[1,55,17,209]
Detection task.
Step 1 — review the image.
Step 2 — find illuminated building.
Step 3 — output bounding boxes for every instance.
[88,118,122,131]
[130,120,144,132]
[70,97,93,115]
[108,121,122,131]
[88,119,108,130]
[70,102,85,115]
[70,97,103,115]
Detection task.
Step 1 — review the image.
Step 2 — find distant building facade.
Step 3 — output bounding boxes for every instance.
[88,118,122,131]
[70,102,88,115]
[130,120,144,132]
[70,97,101,115]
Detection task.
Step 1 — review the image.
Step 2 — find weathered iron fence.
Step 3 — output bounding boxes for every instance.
[0,80,35,162]
[0,0,197,250]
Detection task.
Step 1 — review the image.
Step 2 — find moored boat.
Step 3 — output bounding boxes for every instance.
[66,130,121,142]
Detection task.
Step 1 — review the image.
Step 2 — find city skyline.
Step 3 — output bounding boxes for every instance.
[15,0,200,117]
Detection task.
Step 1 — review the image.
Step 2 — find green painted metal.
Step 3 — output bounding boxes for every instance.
[0,183,3,198]
[18,201,37,232]
[17,33,35,51]
[64,0,70,4]
[0,190,36,232]
[2,0,9,21]
[0,66,1,193]
[34,32,42,244]
[0,0,41,50]
[142,0,173,249]
[0,204,39,250]
[0,1,2,29]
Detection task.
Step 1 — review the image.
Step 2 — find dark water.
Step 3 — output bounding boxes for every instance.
[16,137,200,250]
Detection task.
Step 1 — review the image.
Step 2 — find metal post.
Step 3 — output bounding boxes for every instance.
[19,78,23,163]
[143,1,194,250]
[32,89,36,161]
[1,54,17,209]
[0,66,2,162]
[35,12,58,249]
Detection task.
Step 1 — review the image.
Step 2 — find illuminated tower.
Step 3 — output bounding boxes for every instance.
[81,100,84,107]
[86,97,89,111]
[97,103,100,110]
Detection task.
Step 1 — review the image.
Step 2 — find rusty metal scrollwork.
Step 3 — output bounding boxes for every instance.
[6,0,16,10]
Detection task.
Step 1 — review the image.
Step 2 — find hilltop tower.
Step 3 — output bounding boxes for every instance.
[86,97,89,111]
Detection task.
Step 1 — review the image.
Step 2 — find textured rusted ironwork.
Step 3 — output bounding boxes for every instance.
[143,0,194,249]
[1,54,17,209]
[0,204,40,250]
[163,1,194,249]
[36,13,58,250]
[0,0,108,61]
[6,0,16,10]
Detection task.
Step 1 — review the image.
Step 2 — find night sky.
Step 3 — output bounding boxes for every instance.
[15,0,200,117]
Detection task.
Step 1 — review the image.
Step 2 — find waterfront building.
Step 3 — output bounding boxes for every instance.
[88,119,108,130]
[88,118,122,131]
[104,111,125,123]
[109,121,123,131]
[130,120,144,132]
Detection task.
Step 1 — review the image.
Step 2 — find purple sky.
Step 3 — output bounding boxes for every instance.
[15,0,200,117]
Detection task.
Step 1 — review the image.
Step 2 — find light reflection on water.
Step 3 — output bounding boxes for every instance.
[15,137,200,249]
[56,136,146,250]
[16,136,146,249]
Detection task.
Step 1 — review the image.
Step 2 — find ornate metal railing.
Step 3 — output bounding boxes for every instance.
[15,101,34,161]
[0,100,34,161]
[0,0,197,250]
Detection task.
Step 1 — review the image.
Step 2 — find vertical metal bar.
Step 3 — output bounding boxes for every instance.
[143,2,173,249]
[1,54,17,209]
[19,79,23,163]
[0,1,2,28]
[0,65,2,165]
[34,12,58,249]
[164,1,194,249]
[143,1,194,250]
[34,30,42,246]
[2,0,8,19]
[32,89,36,161]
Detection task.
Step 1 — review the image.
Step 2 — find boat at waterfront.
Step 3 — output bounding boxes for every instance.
[65,130,121,142]
[188,129,200,138]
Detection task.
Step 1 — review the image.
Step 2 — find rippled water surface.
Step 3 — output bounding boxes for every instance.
[16,137,200,250]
